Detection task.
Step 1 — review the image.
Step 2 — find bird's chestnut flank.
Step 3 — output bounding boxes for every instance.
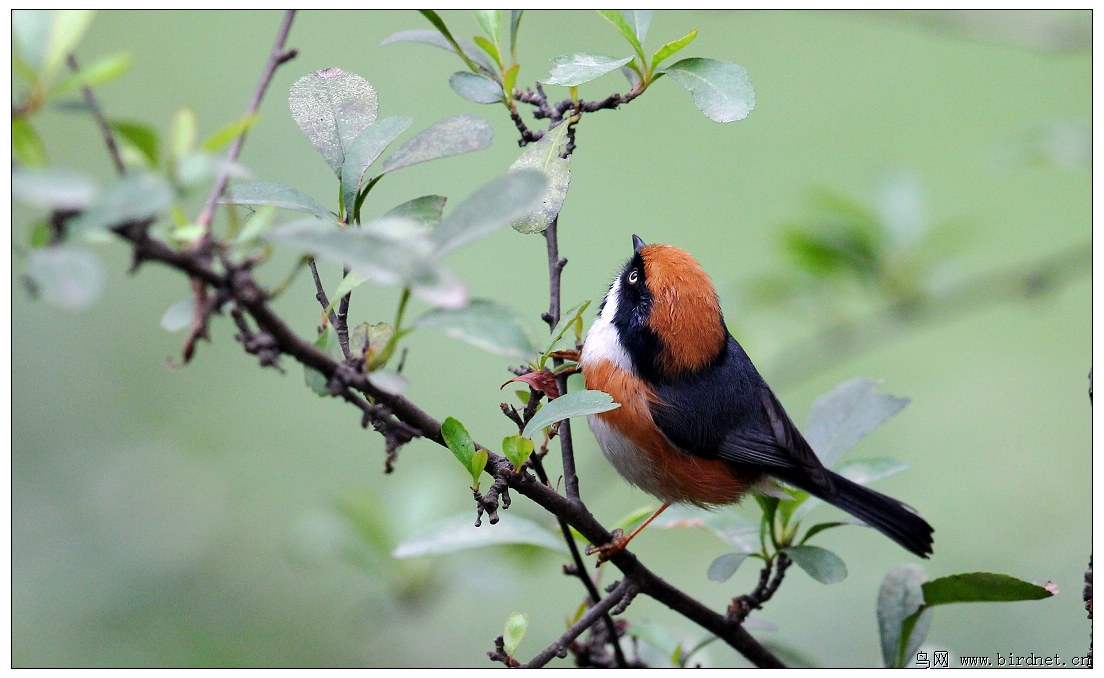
[578,234,934,561]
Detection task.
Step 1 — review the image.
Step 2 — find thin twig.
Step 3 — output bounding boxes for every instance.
[521,579,639,668]
[195,9,298,237]
[67,54,126,176]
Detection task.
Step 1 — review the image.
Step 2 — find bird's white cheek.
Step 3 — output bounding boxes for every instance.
[581,278,633,374]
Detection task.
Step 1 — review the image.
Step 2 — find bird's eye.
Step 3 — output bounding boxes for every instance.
[627,269,639,285]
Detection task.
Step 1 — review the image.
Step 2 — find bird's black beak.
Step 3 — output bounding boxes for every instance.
[632,234,646,253]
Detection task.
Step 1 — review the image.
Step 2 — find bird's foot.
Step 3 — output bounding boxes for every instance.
[586,528,629,565]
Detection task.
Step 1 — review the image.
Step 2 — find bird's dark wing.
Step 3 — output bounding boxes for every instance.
[649,336,836,496]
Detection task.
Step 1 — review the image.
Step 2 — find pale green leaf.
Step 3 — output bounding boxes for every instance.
[340,115,414,214]
[783,545,847,584]
[707,552,751,582]
[392,513,568,557]
[24,245,105,310]
[367,369,408,395]
[160,298,193,332]
[380,29,498,73]
[289,68,378,175]
[509,122,570,234]
[12,10,95,87]
[449,71,505,104]
[441,416,477,470]
[473,10,502,47]
[12,167,98,210]
[432,169,547,255]
[267,216,467,309]
[805,378,910,468]
[877,563,931,668]
[68,173,172,237]
[221,181,334,221]
[382,195,447,227]
[542,52,634,87]
[521,390,620,439]
[381,114,494,174]
[662,57,756,123]
[414,299,535,359]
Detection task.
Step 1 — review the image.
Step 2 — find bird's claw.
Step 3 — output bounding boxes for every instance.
[586,528,628,565]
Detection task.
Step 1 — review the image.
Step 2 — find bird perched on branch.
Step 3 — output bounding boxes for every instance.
[579,235,933,561]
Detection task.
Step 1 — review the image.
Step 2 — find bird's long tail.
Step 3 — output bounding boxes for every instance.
[806,471,934,558]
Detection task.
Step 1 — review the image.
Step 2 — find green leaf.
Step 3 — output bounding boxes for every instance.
[470,449,488,488]
[449,71,505,104]
[380,29,497,74]
[414,299,535,359]
[24,245,105,310]
[502,63,521,99]
[650,29,698,72]
[472,35,502,69]
[783,545,847,584]
[68,173,172,237]
[304,328,332,397]
[381,114,494,174]
[12,167,97,210]
[921,572,1056,606]
[159,298,193,332]
[502,434,535,468]
[877,563,931,668]
[289,68,378,175]
[509,121,571,234]
[595,11,646,64]
[432,169,547,255]
[661,57,756,123]
[340,115,414,215]
[441,417,478,481]
[503,611,528,658]
[222,181,333,221]
[48,51,131,98]
[382,195,447,227]
[392,512,568,558]
[542,53,634,87]
[201,112,258,153]
[350,321,394,368]
[805,378,909,468]
[707,552,751,582]
[110,120,160,167]
[267,215,466,309]
[473,10,502,48]
[521,390,620,439]
[12,117,48,168]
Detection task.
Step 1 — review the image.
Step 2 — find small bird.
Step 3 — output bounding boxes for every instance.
[579,235,933,560]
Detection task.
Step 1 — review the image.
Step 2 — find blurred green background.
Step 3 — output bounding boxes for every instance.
[12,10,1091,667]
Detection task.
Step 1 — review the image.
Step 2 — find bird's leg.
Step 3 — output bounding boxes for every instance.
[586,502,671,564]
